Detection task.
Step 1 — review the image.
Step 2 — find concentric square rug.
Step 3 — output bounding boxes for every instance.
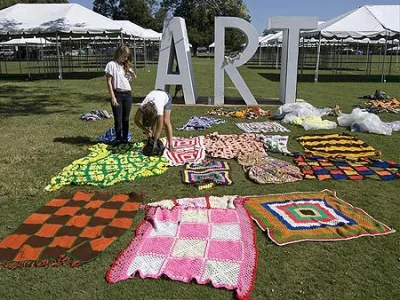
[0,191,143,269]
[182,160,232,190]
[297,133,380,158]
[46,143,168,191]
[244,190,394,246]
[163,136,206,166]
[294,155,400,181]
[106,196,257,299]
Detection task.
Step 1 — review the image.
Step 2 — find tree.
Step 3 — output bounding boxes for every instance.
[160,0,251,55]
[0,0,68,10]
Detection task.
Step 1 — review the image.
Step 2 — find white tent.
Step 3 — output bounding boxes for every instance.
[0,3,122,35]
[114,20,161,40]
[0,37,54,45]
[303,5,400,39]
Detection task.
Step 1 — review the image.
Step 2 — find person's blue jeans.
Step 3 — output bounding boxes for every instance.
[112,90,132,141]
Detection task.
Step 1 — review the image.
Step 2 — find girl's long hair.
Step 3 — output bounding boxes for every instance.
[114,44,133,74]
[142,100,158,126]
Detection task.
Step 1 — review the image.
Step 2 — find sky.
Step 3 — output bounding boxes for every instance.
[70,0,400,35]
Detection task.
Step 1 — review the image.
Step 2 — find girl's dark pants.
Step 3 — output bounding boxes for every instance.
[112,90,132,141]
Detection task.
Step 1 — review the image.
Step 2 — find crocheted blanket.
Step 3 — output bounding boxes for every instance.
[256,135,291,155]
[106,196,257,299]
[236,121,290,133]
[80,110,112,121]
[163,137,206,166]
[46,143,168,191]
[206,106,271,119]
[244,190,395,246]
[0,191,142,269]
[204,133,267,159]
[297,133,380,158]
[97,128,133,144]
[294,155,400,181]
[176,116,226,131]
[182,160,232,190]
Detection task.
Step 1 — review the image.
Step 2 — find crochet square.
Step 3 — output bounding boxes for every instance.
[172,239,207,258]
[178,223,210,239]
[211,224,241,241]
[201,260,241,286]
[127,255,165,276]
[139,237,175,256]
[245,190,395,245]
[207,241,243,261]
[181,209,208,223]
[209,210,238,224]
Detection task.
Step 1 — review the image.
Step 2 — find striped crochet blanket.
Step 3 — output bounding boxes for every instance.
[0,191,142,269]
[236,121,290,133]
[297,133,380,158]
[163,137,206,166]
[106,196,257,299]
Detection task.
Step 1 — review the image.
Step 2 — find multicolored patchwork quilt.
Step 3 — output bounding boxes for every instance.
[297,133,380,158]
[45,143,168,191]
[0,191,142,269]
[106,196,257,299]
[236,121,290,133]
[244,190,394,246]
[182,160,232,190]
[176,116,226,131]
[294,155,400,180]
[163,137,206,166]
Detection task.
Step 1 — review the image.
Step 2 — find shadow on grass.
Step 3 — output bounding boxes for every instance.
[53,136,98,145]
[258,72,400,83]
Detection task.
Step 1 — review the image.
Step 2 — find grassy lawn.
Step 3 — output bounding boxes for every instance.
[0,57,399,300]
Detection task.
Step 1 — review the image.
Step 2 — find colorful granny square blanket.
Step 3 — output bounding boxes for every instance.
[163,137,206,166]
[176,116,226,131]
[106,196,257,299]
[294,155,400,181]
[46,143,168,191]
[244,190,394,246]
[297,133,380,158]
[236,121,290,133]
[204,133,267,159]
[182,160,232,190]
[0,191,143,269]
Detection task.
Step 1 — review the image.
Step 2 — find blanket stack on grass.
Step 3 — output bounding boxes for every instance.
[0,191,142,269]
[106,196,257,299]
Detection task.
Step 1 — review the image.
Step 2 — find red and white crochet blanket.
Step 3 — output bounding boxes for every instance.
[163,136,206,166]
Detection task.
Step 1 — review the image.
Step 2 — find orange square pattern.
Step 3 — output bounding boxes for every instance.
[23,213,51,225]
[110,218,133,229]
[109,194,129,202]
[72,191,94,202]
[0,234,30,249]
[120,202,140,212]
[66,215,91,228]
[79,225,105,239]
[54,206,81,216]
[90,236,117,252]
[49,236,77,248]
[14,244,43,261]
[84,200,105,209]
[36,224,63,238]
[45,199,70,207]
[94,208,118,219]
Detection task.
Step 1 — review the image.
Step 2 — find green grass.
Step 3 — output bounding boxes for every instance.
[0,58,399,300]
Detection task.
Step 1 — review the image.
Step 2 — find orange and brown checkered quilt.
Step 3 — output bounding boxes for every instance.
[0,191,143,269]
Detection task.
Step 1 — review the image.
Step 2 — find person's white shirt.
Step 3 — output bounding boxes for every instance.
[140,90,169,116]
[104,61,131,91]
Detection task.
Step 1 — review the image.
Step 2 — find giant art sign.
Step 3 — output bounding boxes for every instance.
[156,16,317,105]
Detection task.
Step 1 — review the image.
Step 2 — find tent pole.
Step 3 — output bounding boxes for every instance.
[275,43,279,70]
[56,33,62,79]
[388,39,394,76]
[381,34,388,83]
[300,37,305,77]
[339,38,343,75]
[314,33,322,83]
[258,45,261,66]
[144,38,147,72]
[365,42,370,75]
[133,38,137,73]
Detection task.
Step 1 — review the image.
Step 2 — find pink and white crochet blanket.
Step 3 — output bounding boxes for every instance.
[163,136,206,166]
[106,196,257,299]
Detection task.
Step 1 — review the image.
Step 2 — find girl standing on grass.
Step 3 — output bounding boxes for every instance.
[105,45,136,145]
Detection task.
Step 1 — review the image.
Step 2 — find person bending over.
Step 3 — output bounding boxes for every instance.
[134,89,174,151]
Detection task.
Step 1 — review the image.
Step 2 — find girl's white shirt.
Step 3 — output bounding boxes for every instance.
[105,61,131,91]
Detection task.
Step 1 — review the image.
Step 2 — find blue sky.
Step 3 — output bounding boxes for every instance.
[71,0,400,35]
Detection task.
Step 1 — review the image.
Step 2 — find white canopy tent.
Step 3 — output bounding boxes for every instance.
[114,20,161,41]
[0,3,124,79]
[0,37,54,45]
